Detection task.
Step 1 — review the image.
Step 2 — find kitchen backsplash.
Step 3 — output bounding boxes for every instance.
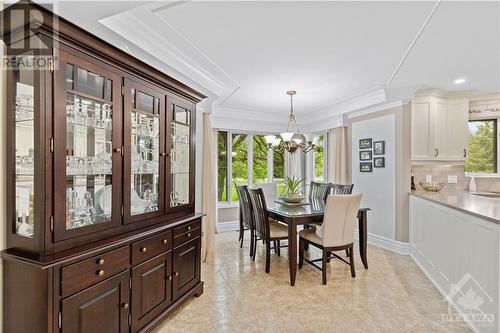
[412,165,468,191]
[413,165,500,192]
[412,165,500,192]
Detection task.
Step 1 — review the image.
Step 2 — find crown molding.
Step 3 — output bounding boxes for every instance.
[98,1,238,99]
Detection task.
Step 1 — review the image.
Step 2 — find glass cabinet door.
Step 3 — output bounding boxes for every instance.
[11,54,37,239]
[124,79,165,223]
[167,96,194,211]
[53,49,122,240]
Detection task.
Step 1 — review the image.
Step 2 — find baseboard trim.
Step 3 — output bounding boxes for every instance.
[217,221,239,232]
[354,229,410,255]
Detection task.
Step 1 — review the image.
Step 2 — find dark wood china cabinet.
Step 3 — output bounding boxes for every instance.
[2,3,205,333]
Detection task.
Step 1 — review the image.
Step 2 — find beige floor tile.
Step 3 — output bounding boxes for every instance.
[153,231,471,333]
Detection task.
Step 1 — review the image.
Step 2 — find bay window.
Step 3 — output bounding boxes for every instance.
[218,130,285,204]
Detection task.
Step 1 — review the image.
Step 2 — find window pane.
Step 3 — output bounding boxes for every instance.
[217,131,228,202]
[314,134,325,182]
[273,149,285,195]
[253,135,268,184]
[465,120,497,173]
[232,134,248,201]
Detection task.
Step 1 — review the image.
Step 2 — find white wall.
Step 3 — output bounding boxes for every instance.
[351,114,396,240]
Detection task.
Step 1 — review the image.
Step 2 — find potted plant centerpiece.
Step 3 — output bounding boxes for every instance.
[280,176,306,203]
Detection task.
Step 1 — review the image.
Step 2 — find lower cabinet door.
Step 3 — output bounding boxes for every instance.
[131,251,172,332]
[61,271,130,333]
[172,237,200,300]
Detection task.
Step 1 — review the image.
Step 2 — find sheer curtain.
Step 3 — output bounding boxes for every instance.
[201,113,217,262]
[328,126,349,184]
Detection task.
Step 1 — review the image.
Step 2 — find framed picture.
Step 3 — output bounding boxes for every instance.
[359,138,372,149]
[359,150,372,161]
[360,162,372,172]
[374,157,385,168]
[374,141,385,155]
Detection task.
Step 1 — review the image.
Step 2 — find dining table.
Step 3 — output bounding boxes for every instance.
[267,200,371,286]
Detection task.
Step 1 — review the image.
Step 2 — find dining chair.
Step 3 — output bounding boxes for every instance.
[298,193,363,285]
[254,182,278,203]
[304,181,331,249]
[330,183,354,195]
[308,181,331,203]
[248,188,288,273]
[236,185,255,256]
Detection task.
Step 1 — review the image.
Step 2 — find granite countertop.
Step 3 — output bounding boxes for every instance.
[410,190,500,224]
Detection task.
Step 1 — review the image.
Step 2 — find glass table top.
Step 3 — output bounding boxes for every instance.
[267,199,370,218]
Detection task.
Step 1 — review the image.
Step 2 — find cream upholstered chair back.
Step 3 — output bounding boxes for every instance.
[254,182,278,204]
[322,193,363,247]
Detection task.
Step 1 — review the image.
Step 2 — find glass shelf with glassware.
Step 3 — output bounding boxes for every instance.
[130,107,160,216]
[65,87,114,230]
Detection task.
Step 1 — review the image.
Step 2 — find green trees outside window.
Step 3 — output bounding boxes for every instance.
[465,120,497,174]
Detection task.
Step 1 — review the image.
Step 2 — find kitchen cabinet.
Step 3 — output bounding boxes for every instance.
[411,96,469,162]
[2,3,205,333]
[410,196,499,333]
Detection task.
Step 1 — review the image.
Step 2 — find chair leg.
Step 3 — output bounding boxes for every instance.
[299,238,304,269]
[345,249,349,257]
[273,241,277,254]
[349,246,356,278]
[322,249,327,285]
[326,251,331,263]
[277,240,281,256]
[304,226,310,252]
[252,234,257,261]
[249,228,254,257]
[265,241,271,273]
[239,226,244,248]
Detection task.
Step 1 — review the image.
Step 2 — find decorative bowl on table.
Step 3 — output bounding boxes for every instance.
[278,196,305,203]
[419,182,445,192]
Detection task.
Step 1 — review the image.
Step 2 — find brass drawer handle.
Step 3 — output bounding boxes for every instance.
[97,258,104,265]
[96,270,104,276]
[175,272,179,276]
[187,233,191,237]
[140,247,147,253]
[187,226,191,231]
[160,152,166,157]
[121,303,129,310]
[168,276,172,281]
[162,239,168,245]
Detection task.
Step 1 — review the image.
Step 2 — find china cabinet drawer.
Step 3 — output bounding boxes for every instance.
[131,230,172,265]
[174,226,201,247]
[174,220,200,238]
[61,246,129,297]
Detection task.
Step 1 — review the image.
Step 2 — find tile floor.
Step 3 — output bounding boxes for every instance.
[153,231,470,333]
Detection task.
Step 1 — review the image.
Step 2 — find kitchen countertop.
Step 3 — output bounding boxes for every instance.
[410,190,500,224]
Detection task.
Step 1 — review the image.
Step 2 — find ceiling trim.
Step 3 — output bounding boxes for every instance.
[98,1,239,99]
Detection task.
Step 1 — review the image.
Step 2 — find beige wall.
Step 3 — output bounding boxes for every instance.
[346,104,411,243]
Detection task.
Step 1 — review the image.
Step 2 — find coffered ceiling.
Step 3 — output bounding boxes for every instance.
[52,1,499,122]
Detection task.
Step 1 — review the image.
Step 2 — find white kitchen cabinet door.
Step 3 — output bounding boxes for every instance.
[411,102,432,160]
[430,101,447,159]
[446,101,469,161]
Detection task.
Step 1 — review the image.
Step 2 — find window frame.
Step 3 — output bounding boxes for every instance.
[217,129,282,207]
[465,118,499,176]
[304,131,329,196]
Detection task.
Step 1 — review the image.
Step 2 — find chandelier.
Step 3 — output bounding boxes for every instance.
[264,91,318,154]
